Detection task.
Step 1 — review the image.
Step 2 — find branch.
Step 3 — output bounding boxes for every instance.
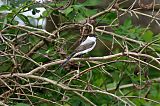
[1,52,159,76]
[0,101,8,106]
[95,28,160,57]
[0,74,129,105]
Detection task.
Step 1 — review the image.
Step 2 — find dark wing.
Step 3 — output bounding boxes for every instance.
[74,41,95,53]
[55,40,95,71]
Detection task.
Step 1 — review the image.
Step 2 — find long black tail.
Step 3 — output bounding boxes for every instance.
[55,52,76,71]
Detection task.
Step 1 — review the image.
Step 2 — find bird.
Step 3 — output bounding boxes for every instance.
[56,34,97,71]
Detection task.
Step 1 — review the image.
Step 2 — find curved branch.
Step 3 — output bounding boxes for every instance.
[19,51,160,75]
[1,74,129,105]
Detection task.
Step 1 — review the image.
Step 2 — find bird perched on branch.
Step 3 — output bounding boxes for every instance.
[56,23,97,71]
[56,34,97,71]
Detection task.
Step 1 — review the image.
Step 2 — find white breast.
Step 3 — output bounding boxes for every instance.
[80,36,96,46]
[74,36,96,57]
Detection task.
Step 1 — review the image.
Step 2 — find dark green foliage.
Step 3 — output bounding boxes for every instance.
[0,0,160,106]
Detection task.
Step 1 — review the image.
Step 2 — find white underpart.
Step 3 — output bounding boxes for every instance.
[74,36,96,57]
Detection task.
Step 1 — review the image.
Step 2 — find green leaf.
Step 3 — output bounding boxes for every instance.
[0,5,11,14]
[82,0,101,6]
[95,77,104,87]
[29,36,40,45]
[153,33,160,43]
[42,9,52,17]
[75,13,85,21]
[0,5,10,11]
[83,8,97,17]
[62,6,73,16]
[15,103,30,106]
[63,104,70,106]
[2,17,7,28]
[142,30,153,42]
[16,14,30,24]
[124,18,132,26]
[72,5,83,10]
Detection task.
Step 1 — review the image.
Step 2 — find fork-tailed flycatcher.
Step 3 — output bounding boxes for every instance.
[57,34,97,70]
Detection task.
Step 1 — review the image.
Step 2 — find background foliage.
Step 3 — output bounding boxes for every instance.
[0,0,160,106]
